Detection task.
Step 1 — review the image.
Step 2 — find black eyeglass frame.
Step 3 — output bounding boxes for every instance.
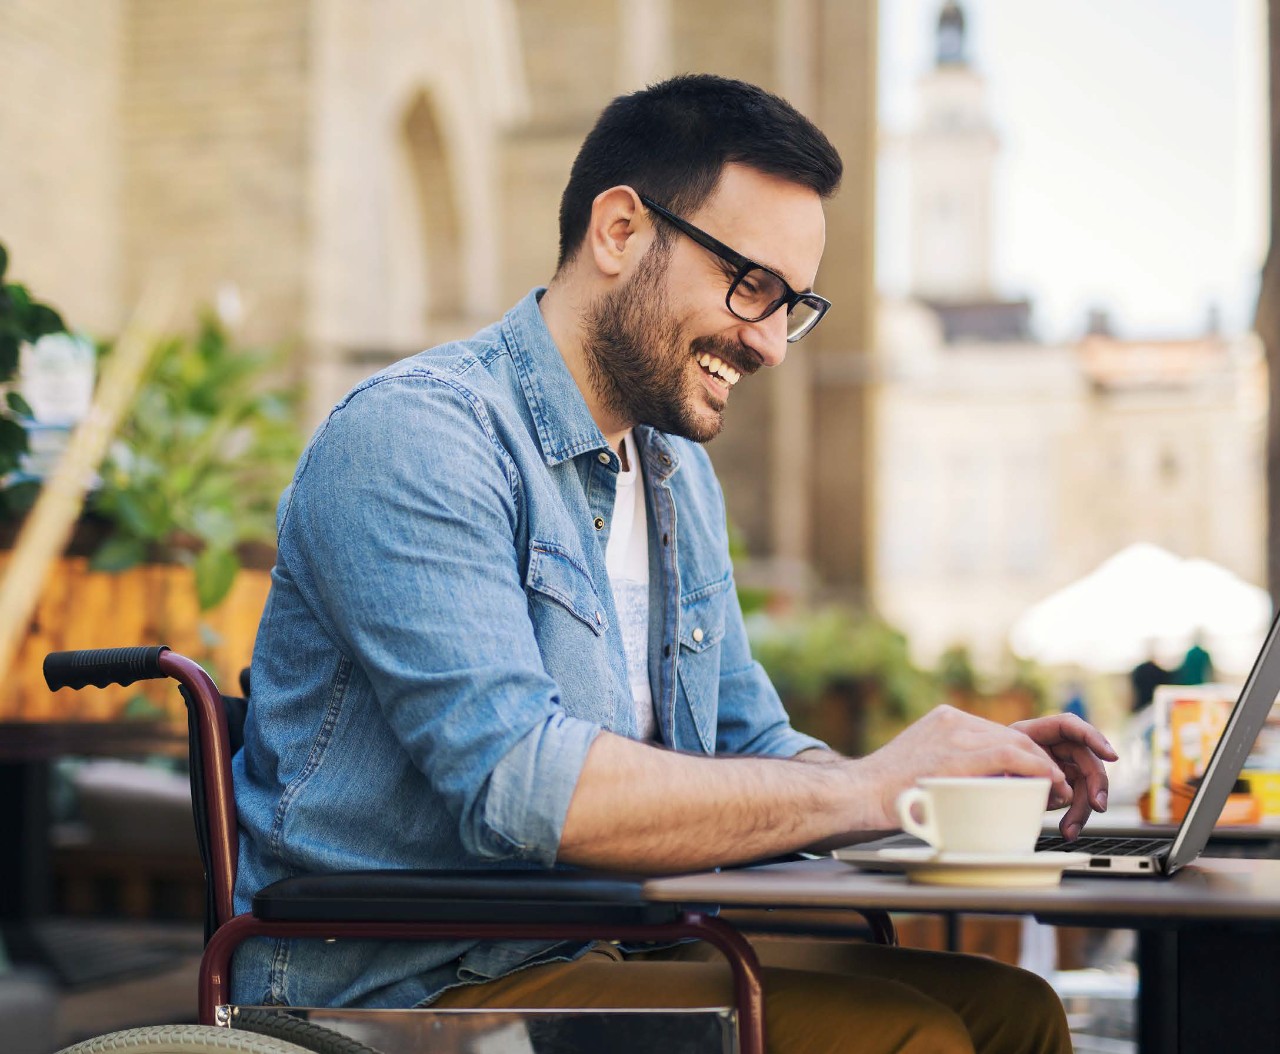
[639,195,831,342]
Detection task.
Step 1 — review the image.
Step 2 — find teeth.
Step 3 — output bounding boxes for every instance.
[694,352,740,387]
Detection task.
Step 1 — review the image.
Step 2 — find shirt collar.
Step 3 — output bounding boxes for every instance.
[503,288,610,467]
[635,426,681,482]
[501,288,683,480]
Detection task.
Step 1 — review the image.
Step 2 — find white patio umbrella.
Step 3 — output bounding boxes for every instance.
[1008,543,1273,675]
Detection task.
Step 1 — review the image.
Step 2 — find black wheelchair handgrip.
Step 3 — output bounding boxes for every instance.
[43,646,171,692]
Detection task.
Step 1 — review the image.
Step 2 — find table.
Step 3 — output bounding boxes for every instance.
[0,719,187,917]
[0,720,188,983]
[645,856,1280,1054]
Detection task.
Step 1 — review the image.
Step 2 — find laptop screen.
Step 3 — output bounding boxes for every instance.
[1166,609,1280,872]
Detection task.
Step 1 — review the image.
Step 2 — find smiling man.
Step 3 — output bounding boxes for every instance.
[233,75,1113,1053]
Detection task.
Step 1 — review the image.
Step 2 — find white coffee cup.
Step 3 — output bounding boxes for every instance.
[895,776,1051,856]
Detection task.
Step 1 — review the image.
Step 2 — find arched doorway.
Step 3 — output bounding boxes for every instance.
[401,90,463,333]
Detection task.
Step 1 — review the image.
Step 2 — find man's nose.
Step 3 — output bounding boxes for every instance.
[739,308,790,369]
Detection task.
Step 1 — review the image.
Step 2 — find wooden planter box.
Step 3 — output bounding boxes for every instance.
[946,688,1039,726]
[1,554,271,722]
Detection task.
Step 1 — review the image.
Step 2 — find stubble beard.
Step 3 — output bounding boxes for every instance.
[582,244,729,444]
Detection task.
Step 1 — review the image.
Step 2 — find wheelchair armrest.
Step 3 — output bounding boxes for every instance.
[252,868,687,926]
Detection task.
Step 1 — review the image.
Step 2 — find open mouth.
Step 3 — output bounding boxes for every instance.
[694,351,741,388]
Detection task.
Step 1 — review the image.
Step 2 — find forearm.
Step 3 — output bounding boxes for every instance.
[557,732,882,871]
[556,703,1102,870]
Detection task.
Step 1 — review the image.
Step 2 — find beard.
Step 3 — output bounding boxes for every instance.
[581,245,752,444]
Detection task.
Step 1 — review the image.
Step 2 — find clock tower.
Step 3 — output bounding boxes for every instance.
[908,1,1000,302]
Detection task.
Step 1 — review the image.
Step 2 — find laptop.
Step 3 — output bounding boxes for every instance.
[853,609,1280,877]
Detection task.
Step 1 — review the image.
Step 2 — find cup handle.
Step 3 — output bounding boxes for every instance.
[896,787,940,848]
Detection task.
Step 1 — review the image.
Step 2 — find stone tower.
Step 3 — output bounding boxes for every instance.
[908,0,999,302]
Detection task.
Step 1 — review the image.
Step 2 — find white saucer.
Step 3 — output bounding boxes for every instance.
[833,846,1078,888]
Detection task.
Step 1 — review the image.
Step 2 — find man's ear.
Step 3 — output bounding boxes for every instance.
[585,186,648,278]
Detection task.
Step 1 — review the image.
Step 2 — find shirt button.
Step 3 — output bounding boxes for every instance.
[692,627,704,643]
[597,452,610,465]
[593,516,605,530]
[660,454,672,466]
[595,611,603,625]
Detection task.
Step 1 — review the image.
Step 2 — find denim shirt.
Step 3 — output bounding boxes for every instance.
[230,289,824,1009]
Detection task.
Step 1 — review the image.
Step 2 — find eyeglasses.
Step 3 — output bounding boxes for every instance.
[640,196,831,342]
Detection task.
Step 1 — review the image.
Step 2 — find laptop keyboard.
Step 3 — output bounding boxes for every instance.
[1036,835,1170,856]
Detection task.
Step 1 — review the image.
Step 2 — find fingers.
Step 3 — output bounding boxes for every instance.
[993,738,1066,786]
[1048,760,1079,809]
[1059,788,1094,840]
[972,736,1071,809]
[897,710,1116,843]
[1015,714,1119,763]
[944,713,1067,786]
[892,706,1073,793]
[1013,716,1115,827]
[1047,740,1110,812]
[1060,715,1120,763]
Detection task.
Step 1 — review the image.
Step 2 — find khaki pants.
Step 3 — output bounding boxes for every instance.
[433,935,1072,1054]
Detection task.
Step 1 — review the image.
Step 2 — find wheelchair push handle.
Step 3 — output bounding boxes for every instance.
[43,645,172,691]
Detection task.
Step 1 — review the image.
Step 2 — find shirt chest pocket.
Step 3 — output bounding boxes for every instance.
[525,541,610,636]
[676,577,730,753]
[524,541,616,726]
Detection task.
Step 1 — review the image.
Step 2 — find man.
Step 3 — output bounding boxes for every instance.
[233,75,1115,1052]
[1130,642,1171,711]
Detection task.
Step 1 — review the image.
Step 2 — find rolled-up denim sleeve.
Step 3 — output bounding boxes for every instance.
[283,372,599,865]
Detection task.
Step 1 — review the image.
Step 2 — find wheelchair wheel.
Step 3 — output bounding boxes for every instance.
[56,1017,384,1054]
[55,1024,319,1053]
[232,1010,385,1054]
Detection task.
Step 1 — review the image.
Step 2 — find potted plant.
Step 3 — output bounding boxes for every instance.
[936,643,1044,725]
[748,607,940,755]
[88,312,302,609]
[0,242,67,515]
[0,267,305,721]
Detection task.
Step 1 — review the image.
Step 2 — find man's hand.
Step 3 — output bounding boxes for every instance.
[857,705,1116,838]
[1011,713,1119,840]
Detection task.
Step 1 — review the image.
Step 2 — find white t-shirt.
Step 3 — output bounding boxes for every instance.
[605,432,656,740]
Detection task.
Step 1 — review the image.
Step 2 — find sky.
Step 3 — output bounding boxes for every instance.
[877,0,1267,341]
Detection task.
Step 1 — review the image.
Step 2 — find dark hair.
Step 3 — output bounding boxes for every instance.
[556,74,843,270]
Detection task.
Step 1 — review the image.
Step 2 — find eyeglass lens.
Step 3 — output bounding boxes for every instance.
[785,301,822,341]
[729,267,822,340]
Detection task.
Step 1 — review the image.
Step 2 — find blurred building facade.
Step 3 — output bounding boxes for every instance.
[872,1,1266,666]
[0,0,879,594]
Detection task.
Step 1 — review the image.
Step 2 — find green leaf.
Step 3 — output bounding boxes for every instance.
[0,480,39,517]
[0,415,27,457]
[194,545,239,610]
[0,334,18,380]
[6,284,30,313]
[0,244,7,282]
[25,302,65,339]
[89,534,148,572]
[112,490,172,541]
[6,391,33,419]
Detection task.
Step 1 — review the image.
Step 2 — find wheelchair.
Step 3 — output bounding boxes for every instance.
[43,646,896,1054]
